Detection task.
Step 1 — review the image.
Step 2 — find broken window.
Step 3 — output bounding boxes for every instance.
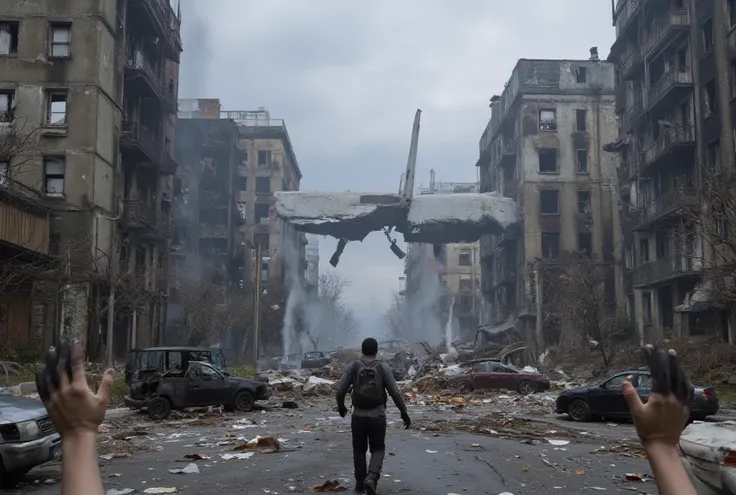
[261,262,269,282]
[639,238,650,264]
[701,18,714,54]
[254,233,270,251]
[539,109,557,132]
[0,161,8,185]
[237,176,247,191]
[255,176,270,194]
[243,151,248,166]
[541,233,560,260]
[704,79,716,116]
[730,0,736,29]
[258,150,271,167]
[577,190,591,214]
[576,149,589,173]
[459,295,473,309]
[576,66,587,83]
[459,276,473,291]
[43,157,65,196]
[458,249,471,267]
[575,109,587,131]
[540,189,559,215]
[46,91,68,126]
[0,21,19,55]
[577,232,592,255]
[707,140,721,173]
[655,232,669,259]
[538,148,558,173]
[254,202,269,223]
[0,90,13,122]
[643,292,652,324]
[49,23,72,58]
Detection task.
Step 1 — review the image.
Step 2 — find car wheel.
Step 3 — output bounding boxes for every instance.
[233,390,255,412]
[518,380,536,395]
[148,397,172,420]
[457,381,472,393]
[568,399,591,422]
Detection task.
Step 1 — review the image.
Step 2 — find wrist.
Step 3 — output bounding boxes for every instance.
[643,441,680,460]
[61,430,97,449]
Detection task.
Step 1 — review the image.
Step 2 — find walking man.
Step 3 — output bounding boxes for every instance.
[336,338,411,494]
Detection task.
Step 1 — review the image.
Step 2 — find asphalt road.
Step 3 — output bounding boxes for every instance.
[10,410,657,495]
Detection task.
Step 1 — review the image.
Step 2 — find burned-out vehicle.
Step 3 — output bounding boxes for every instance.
[125,361,269,420]
[446,360,550,395]
[386,351,417,381]
[301,351,331,369]
[0,389,61,487]
[124,347,226,384]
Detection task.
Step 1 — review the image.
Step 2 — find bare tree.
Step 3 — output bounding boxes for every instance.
[303,272,357,350]
[0,117,41,179]
[382,292,409,340]
[543,254,634,367]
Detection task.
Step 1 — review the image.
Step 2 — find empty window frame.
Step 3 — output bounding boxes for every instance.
[577,232,592,254]
[576,66,587,83]
[255,176,270,194]
[540,189,559,215]
[459,276,473,291]
[541,233,560,260]
[704,78,716,116]
[458,249,471,266]
[0,90,13,122]
[49,23,72,58]
[254,202,269,221]
[576,149,589,173]
[237,176,247,191]
[707,140,722,173]
[538,148,558,173]
[575,109,587,131]
[701,18,714,54]
[46,91,68,126]
[0,21,19,55]
[257,150,271,166]
[242,151,248,166]
[539,109,557,131]
[577,190,591,214]
[43,157,65,196]
[639,238,650,263]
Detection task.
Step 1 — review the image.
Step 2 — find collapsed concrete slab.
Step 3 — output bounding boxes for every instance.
[273,191,518,244]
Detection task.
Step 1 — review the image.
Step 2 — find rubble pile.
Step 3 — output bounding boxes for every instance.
[258,368,337,397]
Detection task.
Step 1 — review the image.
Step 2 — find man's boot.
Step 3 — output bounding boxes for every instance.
[364,475,378,495]
[354,480,365,493]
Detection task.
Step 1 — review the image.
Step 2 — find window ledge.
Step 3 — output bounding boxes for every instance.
[44,193,64,199]
[48,55,72,61]
[0,54,18,58]
[538,171,560,175]
[41,126,68,136]
[575,171,590,175]
[541,213,561,216]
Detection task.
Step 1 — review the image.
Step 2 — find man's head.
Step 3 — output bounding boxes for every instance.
[361,338,378,357]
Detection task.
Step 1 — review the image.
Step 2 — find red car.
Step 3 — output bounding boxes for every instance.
[447,360,550,395]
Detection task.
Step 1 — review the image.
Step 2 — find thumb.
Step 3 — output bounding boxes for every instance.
[622,380,644,414]
[96,369,115,404]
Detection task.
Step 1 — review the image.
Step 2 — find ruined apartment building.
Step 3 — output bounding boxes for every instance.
[476,52,622,353]
[221,109,306,290]
[0,0,181,358]
[608,0,735,344]
[404,173,483,341]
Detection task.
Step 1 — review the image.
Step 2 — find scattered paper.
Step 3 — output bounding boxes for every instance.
[143,489,178,494]
[221,452,255,460]
[168,463,199,475]
[546,439,570,446]
[106,490,134,495]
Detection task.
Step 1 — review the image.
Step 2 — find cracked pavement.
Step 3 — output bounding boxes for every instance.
[8,394,663,495]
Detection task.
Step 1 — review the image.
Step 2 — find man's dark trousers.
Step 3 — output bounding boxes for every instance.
[351,415,387,484]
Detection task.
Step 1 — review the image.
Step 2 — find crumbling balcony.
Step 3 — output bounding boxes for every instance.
[122,199,157,230]
[0,178,50,255]
[632,255,699,288]
[641,9,690,58]
[125,49,163,100]
[621,94,643,131]
[615,0,642,37]
[633,188,698,231]
[620,45,643,80]
[121,121,177,175]
[647,69,693,113]
[641,126,695,173]
[129,0,182,63]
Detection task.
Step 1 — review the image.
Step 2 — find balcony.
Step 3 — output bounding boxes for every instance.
[615,0,643,36]
[125,49,163,98]
[129,0,182,62]
[0,178,50,255]
[632,255,699,287]
[122,199,158,229]
[633,188,698,231]
[641,10,690,58]
[620,46,643,80]
[647,69,693,112]
[121,121,177,175]
[621,94,643,131]
[641,125,695,171]
[200,224,228,238]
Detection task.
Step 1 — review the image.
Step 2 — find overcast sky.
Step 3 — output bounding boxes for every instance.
[178,0,617,340]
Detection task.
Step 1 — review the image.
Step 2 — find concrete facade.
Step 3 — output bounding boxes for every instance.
[0,0,181,359]
[608,0,735,344]
[477,53,623,354]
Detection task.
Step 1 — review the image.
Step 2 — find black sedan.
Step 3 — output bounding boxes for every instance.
[555,369,719,422]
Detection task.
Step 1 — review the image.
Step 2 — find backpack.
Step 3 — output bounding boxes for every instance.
[353,359,384,408]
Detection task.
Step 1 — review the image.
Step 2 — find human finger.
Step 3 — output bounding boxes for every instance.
[70,340,86,386]
[96,369,115,404]
[58,358,71,390]
[45,346,60,394]
[622,380,645,415]
[646,346,672,395]
[667,349,692,406]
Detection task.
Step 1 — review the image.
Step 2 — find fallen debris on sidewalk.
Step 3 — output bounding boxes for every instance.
[312,480,347,492]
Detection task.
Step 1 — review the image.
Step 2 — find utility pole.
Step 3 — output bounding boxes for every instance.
[252,241,263,370]
[106,223,118,368]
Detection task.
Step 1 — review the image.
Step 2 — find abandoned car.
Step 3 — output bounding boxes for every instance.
[124,361,269,420]
[446,360,550,394]
[0,389,61,487]
[125,346,226,384]
[555,370,719,422]
[301,351,331,369]
[680,420,736,494]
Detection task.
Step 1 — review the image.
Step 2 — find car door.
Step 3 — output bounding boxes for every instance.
[494,364,520,390]
[185,363,214,406]
[470,362,495,389]
[594,373,632,416]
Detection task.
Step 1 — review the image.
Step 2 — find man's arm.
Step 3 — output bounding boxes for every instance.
[381,363,407,412]
[336,361,356,408]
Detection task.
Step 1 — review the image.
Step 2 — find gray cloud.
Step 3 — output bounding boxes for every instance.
[178,0,616,338]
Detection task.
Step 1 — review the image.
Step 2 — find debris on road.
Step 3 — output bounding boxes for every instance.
[233,435,280,453]
[168,463,200,474]
[312,480,347,492]
[143,488,178,494]
[106,489,135,495]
